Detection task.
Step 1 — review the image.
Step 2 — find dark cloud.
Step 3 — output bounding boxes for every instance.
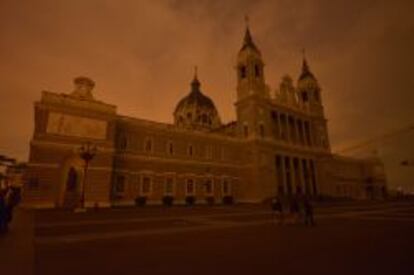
[0,0,413,189]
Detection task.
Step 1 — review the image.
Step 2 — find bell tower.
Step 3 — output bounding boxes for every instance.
[235,18,271,140]
[236,18,269,101]
[297,53,331,150]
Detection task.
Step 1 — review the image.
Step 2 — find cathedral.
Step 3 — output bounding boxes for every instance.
[22,24,387,208]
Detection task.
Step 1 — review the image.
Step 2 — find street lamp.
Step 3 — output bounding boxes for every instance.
[401,160,413,167]
[77,142,97,211]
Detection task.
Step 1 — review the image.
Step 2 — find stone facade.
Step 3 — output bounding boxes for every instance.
[22,25,387,208]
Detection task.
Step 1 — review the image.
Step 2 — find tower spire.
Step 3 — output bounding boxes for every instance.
[241,15,258,52]
[299,48,314,80]
[191,66,200,92]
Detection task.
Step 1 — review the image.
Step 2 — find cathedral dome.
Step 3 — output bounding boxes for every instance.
[174,71,221,130]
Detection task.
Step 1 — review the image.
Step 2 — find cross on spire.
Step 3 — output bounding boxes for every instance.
[241,15,259,52]
[191,65,200,92]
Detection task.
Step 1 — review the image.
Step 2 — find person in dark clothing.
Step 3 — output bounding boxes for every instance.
[4,187,20,227]
[290,199,300,224]
[0,190,8,234]
[271,197,284,225]
[304,199,315,226]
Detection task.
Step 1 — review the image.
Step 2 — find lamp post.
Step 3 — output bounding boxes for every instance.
[401,160,414,167]
[78,142,97,210]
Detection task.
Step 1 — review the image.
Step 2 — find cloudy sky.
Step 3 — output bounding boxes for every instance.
[0,0,413,190]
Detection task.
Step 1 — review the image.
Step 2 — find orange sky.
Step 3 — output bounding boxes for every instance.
[0,0,413,190]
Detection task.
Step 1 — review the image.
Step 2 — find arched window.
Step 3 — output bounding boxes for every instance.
[302,91,309,102]
[254,64,261,77]
[240,66,247,79]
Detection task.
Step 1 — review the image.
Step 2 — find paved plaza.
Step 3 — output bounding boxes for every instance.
[2,201,414,275]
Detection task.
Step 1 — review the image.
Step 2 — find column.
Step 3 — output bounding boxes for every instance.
[277,113,281,140]
[286,115,291,143]
[281,155,287,195]
[293,158,301,194]
[302,158,310,195]
[275,155,284,195]
[309,159,318,196]
[294,116,299,145]
[298,157,305,195]
[285,156,292,195]
[298,120,305,145]
[305,121,312,147]
[290,157,297,194]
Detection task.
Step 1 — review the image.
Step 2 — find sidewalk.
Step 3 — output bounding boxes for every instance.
[0,208,35,275]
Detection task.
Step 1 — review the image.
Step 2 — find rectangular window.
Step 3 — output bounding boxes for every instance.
[205,179,213,195]
[186,179,195,195]
[222,180,230,195]
[145,138,152,152]
[168,142,174,155]
[142,176,151,195]
[165,177,174,195]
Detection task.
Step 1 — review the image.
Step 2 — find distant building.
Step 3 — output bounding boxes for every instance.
[22,24,387,208]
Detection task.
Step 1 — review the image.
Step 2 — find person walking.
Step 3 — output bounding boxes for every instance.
[304,199,315,226]
[0,190,7,234]
[271,197,284,225]
[290,198,300,224]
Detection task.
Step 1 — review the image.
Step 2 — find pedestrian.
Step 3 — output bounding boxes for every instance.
[290,198,300,224]
[271,197,284,225]
[0,190,7,234]
[304,199,315,226]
